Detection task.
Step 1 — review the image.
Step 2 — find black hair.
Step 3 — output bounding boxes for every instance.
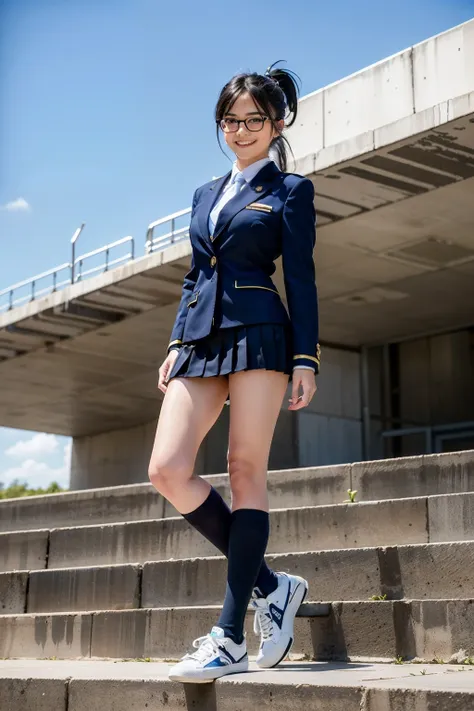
[214,60,301,173]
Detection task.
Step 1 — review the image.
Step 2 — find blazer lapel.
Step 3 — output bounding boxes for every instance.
[196,172,230,245]
[211,161,283,243]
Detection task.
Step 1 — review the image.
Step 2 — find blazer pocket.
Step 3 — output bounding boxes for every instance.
[234,279,279,295]
[187,291,199,307]
[245,202,273,213]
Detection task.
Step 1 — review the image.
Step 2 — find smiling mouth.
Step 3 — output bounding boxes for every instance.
[235,140,256,146]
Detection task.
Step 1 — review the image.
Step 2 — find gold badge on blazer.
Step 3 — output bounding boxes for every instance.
[245,202,273,213]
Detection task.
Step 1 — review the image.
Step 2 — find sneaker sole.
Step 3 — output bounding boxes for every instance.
[258,578,309,669]
[169,659,249,683]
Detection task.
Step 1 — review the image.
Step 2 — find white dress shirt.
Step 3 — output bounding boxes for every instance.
[208,157,272,235]
[208,157,315,374]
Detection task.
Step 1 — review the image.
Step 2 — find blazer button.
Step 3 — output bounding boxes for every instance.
[210,256,217,267]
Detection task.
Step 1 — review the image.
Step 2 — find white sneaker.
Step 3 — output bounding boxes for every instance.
[251,572,308,668]
[168,626,248,683]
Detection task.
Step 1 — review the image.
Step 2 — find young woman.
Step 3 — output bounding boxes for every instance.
[148,61,320,683]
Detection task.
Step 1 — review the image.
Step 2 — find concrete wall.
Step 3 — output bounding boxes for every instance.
[70,420,158,490]
[297,347,362,466]
[70,346,362,489]
[396,330,474,456]
[399,331,474,427]
[364,328,474,460]
[286,19,474,162]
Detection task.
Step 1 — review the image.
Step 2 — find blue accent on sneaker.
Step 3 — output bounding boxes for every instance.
[269,603,284,628]
[204,650,247,669]
[268,577,291,629]
[204,657,228,668]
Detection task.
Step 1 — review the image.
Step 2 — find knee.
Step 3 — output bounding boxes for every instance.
[227,454,262,499]
[148,456,191,497]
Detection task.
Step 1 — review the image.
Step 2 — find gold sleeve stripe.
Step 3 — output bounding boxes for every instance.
[168,339,182,349]
[293,354,320,364]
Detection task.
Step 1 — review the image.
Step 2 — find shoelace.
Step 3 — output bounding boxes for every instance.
[252,598,274,642]
[182,634,221,663]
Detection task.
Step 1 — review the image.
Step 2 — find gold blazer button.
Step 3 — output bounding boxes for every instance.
[210,256,217,267]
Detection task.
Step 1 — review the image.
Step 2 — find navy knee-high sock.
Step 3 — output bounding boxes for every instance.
[217,508,271,644]
[183,488,278,596]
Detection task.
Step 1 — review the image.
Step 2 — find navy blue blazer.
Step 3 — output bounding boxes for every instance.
[167,160,320,371]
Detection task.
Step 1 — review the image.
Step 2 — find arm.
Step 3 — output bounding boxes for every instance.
[166,188,200,354]
[281,177,320,374]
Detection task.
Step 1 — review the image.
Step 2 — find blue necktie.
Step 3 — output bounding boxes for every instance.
[209,171,246,236]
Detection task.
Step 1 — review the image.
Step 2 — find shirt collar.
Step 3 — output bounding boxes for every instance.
[230,156,273,185]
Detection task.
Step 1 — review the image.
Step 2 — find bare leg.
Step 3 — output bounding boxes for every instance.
[148,375,229,514]
[216,369,289,641]
[227,369,289,511]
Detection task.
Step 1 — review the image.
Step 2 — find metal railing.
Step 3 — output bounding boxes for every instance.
[1,204,193,313]
[0,263,72,312]
[381,420,474,454]
[146,207,192,254]
[1,235,135,313]
[73,236,134,282]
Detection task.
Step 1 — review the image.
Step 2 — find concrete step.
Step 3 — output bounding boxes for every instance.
[1,490,473,572]
[1,599,473,664]
[2,659,474,711]
[0,450,472,533]
[2,541,473,615]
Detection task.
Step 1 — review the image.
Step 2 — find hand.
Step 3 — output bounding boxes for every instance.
[288,369,317,410]
[157,350,179,394]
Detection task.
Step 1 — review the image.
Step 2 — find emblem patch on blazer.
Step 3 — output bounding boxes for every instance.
[245,202,273,213]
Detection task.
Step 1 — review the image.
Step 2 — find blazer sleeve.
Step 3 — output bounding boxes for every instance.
[281,177,320,373]
[167,189,200,354]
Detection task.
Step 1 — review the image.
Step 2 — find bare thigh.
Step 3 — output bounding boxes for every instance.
[148,375,229,513]
[227,369,289,512]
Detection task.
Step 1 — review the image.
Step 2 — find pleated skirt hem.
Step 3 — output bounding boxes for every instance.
[167,323,293,383]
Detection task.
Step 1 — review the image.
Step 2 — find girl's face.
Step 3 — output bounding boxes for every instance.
[221,92,284,168]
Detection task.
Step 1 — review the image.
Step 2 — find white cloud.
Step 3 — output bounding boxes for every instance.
[1,441,71,489]
[6,433,59,459]
[0,197,31,212]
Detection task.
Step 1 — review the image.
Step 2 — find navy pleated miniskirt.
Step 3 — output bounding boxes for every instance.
[167,323,293,383]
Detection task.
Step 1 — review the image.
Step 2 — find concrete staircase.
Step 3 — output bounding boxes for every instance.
[1,451,474,709]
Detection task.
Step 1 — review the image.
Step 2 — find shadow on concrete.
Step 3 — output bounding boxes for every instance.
[184,683,217,710]
[272,662,374,671]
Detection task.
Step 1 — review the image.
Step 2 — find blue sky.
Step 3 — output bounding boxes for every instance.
[1,0,473,490]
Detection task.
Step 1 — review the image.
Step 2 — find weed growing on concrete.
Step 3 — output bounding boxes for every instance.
[394,656,405,664]
[345,489,358,503]
[370,594,387,601]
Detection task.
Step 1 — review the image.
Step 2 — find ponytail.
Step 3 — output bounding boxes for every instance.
[215,60,302,173]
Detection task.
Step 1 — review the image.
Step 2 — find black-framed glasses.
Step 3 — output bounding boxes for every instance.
[218,116,269,133]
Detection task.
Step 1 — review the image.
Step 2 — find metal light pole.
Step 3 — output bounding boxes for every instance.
[71,223,85,284]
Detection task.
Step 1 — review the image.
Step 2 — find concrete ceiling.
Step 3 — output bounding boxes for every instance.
[311,114,474,345]
[1,113,473,436]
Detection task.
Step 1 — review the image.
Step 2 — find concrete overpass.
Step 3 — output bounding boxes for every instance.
[1,19,474,486]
